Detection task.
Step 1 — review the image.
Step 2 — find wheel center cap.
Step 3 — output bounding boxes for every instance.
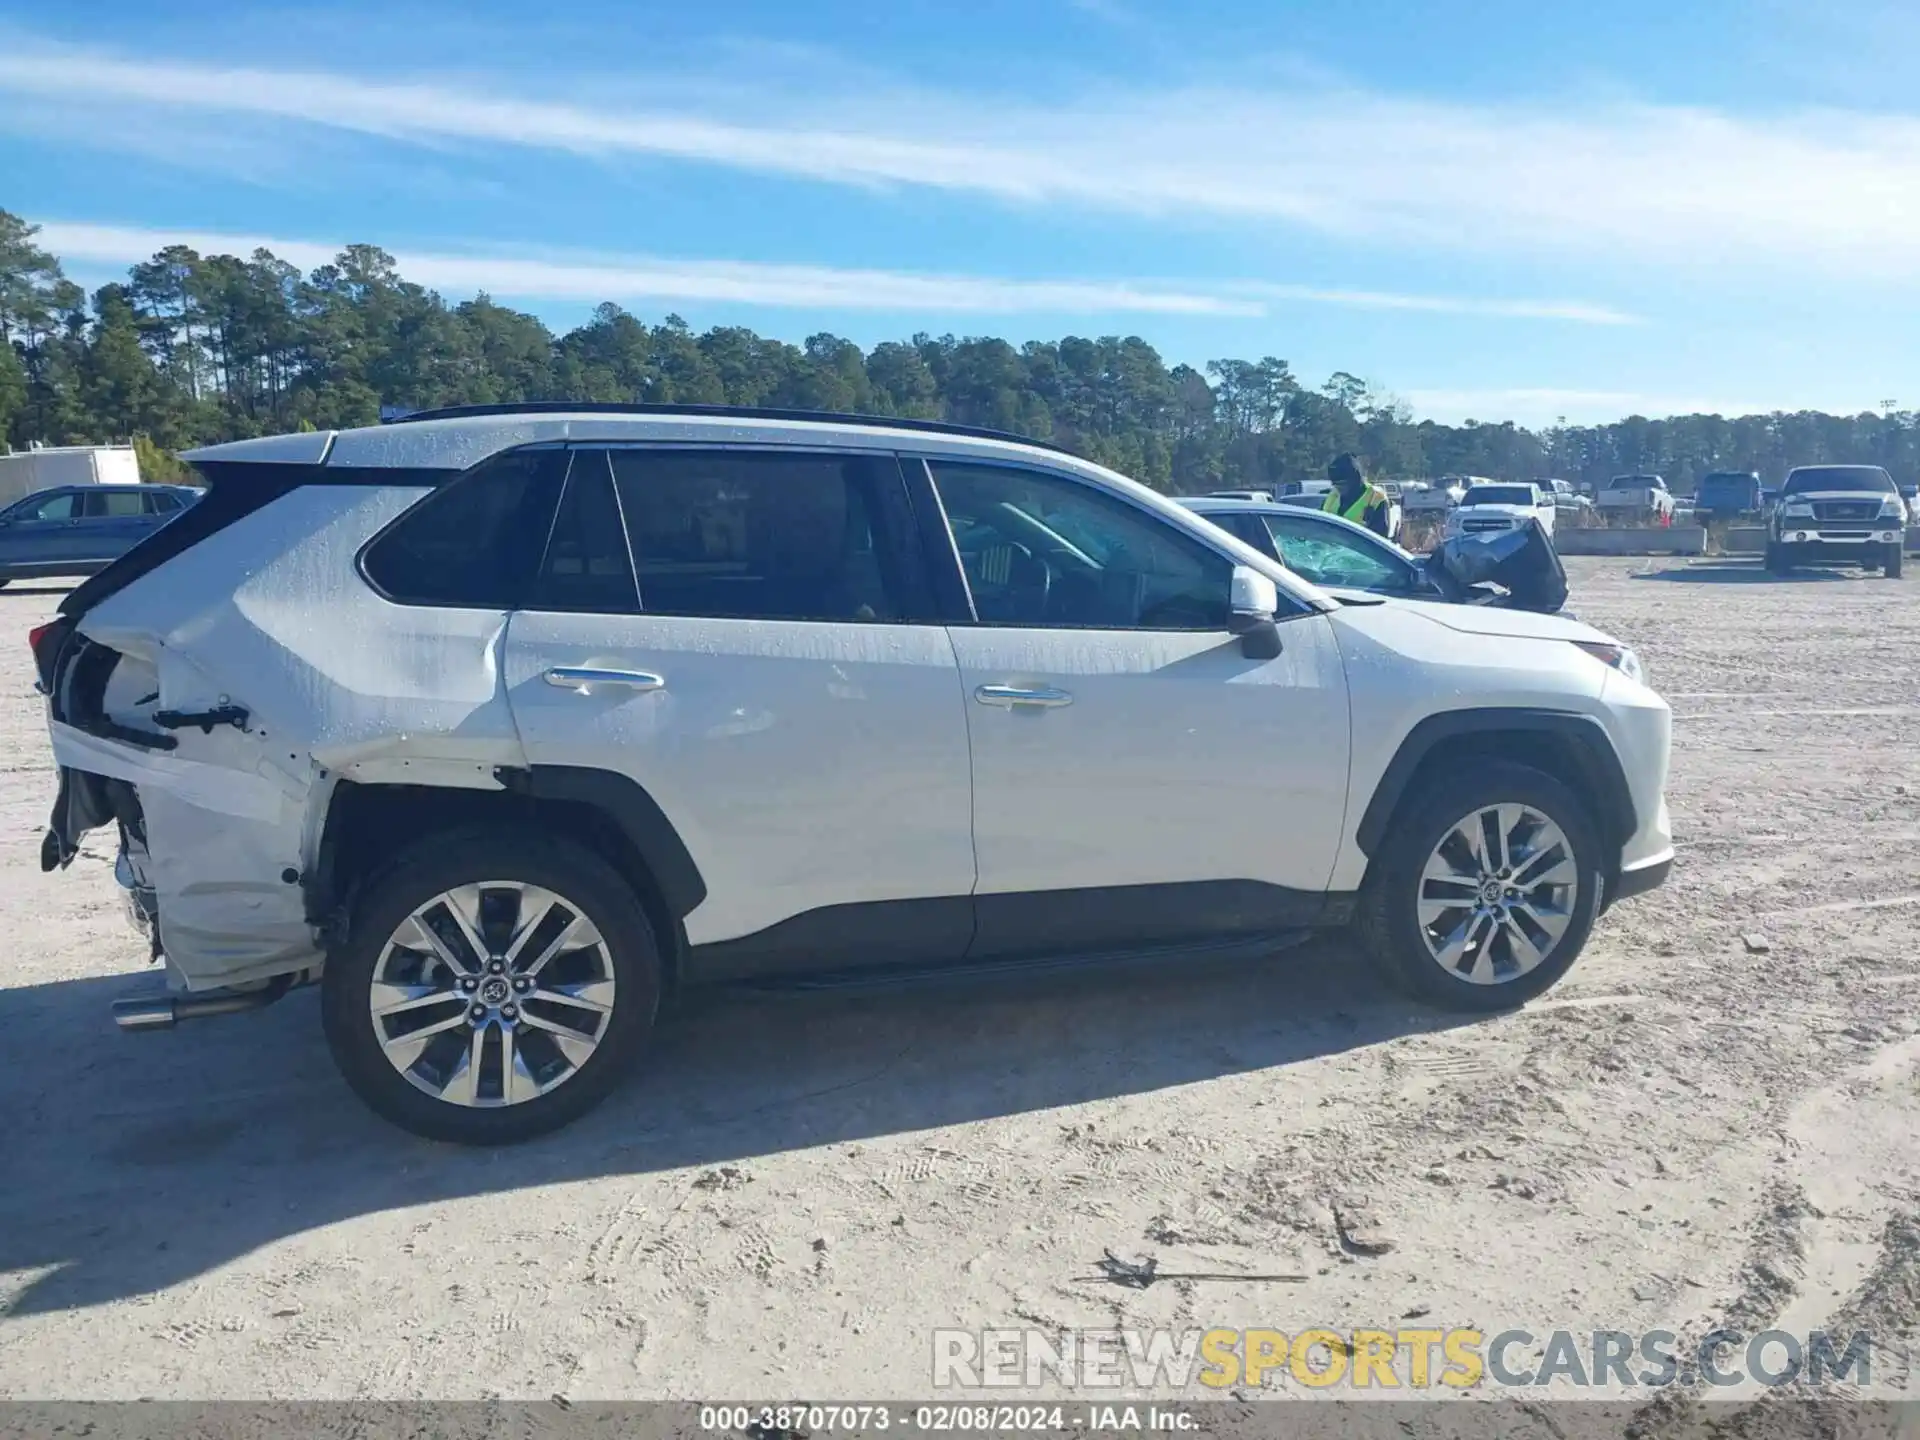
[478,976,512,1006]
[1478,878,1505,905]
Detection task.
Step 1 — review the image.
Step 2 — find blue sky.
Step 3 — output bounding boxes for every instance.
[2,0,1917,425]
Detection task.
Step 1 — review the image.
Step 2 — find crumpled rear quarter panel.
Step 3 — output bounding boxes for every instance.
[67,484,529,989]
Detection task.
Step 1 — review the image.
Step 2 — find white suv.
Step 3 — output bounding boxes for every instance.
[36,406,1674,1143]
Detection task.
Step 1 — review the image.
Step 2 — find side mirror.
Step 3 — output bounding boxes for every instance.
[1227,564,1283,659]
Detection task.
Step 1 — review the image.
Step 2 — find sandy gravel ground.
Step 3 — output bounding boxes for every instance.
[2,557,1918,1425]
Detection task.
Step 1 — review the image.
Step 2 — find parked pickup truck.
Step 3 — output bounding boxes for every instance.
[1694,471,1763,523]
[1767,465,1907,578]
[1597,474,1676,522]
[1444,482,1558,540]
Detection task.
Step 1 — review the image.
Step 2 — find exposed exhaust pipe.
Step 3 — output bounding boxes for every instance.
[113,976,295,1031]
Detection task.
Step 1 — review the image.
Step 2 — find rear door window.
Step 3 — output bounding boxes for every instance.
[606,449,909,623]
[84,489,148,518]
[526,451,639,614]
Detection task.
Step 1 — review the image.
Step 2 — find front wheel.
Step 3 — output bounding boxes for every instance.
[1357,763,1605,1012]
[1887,544,1904,579]
[321,830,660,1144]
[1765,542,1794,575]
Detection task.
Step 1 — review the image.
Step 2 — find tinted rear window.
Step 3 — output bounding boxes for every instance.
[1782,467,1895,496]
[361,448,568,607]
[86,489,148,518]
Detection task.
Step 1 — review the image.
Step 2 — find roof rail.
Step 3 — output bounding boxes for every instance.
[380,402,1074,455]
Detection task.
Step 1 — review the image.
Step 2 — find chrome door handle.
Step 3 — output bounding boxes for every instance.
[974,684,1072,708]
[544,667,665,693]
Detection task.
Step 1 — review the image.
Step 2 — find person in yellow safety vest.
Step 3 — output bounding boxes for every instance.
[1321,452,1392,538]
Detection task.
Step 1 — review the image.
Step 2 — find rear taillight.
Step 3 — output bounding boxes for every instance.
[29,618,68,696]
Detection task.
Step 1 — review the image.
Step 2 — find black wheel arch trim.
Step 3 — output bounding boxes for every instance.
[1355,708,1638,859]
[490,764,708,919]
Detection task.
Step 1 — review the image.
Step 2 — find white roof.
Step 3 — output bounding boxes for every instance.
[185,411,1087,476]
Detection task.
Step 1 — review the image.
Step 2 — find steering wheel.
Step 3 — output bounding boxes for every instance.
[1011,542,1053,619]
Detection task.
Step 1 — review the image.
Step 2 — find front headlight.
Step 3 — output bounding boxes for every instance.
[1783,501,1815,516]
[1880,498,1905,519]
[1573,640,1646,685]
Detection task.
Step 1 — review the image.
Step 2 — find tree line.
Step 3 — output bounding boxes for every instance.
[3,210,1914,493]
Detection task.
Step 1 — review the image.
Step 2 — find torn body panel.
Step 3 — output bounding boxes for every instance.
[51,485,529,991]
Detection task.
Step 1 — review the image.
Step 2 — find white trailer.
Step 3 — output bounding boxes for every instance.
[0,445,142,509]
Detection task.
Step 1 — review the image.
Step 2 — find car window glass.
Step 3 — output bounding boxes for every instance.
[609,449,900,622]
[145,491,183,513]
[87,489,148,518]
[930,462,1231,630]
[16,491,76,522]
[361,447,568,607]
[1223,512,1278,556]
[1265,516,1408,591]
[528,451,640,613]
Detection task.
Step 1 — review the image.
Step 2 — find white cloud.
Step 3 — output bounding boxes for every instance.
[5,44,1920,277]
[1236,285,1637,326]
[37,222,1260,316]
[38,221,1632,325]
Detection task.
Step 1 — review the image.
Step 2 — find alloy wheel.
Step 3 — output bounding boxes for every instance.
[1416,804,1578,985]
[367,881,616,1107]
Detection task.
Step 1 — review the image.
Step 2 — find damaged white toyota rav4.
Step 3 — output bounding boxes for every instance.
[35,406,1674,1144]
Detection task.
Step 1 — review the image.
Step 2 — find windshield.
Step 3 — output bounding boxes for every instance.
[1460,485,1536,506]
[1781,467,1895,496]
[1698,474,1758,498]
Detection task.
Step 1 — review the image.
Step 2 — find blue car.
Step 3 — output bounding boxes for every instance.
[0,484,201,587]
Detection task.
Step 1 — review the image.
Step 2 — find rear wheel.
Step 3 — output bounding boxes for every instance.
[321,830,660,1144]
[1357,763,1604,1013]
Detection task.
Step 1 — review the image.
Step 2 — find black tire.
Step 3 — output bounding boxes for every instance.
[1765,542,1794,575]
[1356,762,1605,1013]
[321,829,660,1144]
[1887,544,1904,579]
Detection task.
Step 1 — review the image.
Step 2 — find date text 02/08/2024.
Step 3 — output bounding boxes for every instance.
[699,1404,1197,1433]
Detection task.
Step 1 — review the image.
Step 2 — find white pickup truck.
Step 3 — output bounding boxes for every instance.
[1597,473,1676,522]
[1444,481,1558,539]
